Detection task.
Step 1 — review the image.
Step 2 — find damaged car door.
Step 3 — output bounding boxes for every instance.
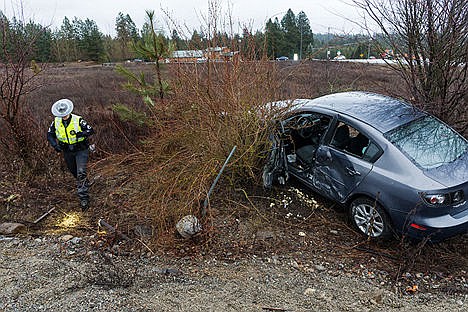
[313,120,379,202]
[263,112,333,190]
[264,113,380,204]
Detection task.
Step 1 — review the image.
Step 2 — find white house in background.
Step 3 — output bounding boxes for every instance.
[170,47,239,63]
[171,50,204,63]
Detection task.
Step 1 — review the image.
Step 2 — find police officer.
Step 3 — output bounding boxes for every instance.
[47,99,95,210]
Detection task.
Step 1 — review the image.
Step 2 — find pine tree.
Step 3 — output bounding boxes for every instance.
[296,11,313,59]
[76,18,105,61]
[190,30,203,50]
[265,18,284,58]
[280,9,299,57]
[115,12,139,60]
[59,17,79,61]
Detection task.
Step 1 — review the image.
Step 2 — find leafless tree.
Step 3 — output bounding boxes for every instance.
[353,0,467,134]
[0,9,44,167]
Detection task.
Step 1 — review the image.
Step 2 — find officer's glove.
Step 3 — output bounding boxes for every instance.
[54,145,62,153]
[75,131,85,138]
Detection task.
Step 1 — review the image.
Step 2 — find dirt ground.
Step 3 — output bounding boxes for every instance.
[1,175,467,311]
[0,226,466,311]
[0,62,467,311]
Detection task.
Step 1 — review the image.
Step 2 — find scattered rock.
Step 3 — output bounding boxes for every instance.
[0,222,26,235]
[329,230,339,235]
[314,264,326,271]
[60,234,74,242]
[304,288,316,295]
[70,237,82,244]
[256,230,276,240]
[371,291,383,304]
[176,215,201,239]
[367,272,376,279]
[290,260,300,269]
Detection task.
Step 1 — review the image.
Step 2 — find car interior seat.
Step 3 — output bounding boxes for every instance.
[346,133,369,157]
[295,145,316,165]
[331,124,350,150]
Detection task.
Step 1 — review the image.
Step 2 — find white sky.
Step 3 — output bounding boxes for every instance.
[2,0,366,36]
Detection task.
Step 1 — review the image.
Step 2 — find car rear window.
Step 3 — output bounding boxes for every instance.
[385,116,468,169]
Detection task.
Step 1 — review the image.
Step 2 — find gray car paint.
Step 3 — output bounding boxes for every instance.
[266,91,468,240]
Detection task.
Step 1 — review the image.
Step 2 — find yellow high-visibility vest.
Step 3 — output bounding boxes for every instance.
[54,114,85,144]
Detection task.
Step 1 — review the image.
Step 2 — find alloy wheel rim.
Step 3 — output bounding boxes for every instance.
[353,203,384,237]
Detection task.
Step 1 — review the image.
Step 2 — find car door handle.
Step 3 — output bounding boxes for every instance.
[346,167,361,176]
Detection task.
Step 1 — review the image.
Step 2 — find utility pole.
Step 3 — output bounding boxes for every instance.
[367,39,371,59]
[299,23,303,60]
[327,27,330,60]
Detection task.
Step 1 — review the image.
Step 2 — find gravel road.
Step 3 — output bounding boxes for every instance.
[0,235,466,312]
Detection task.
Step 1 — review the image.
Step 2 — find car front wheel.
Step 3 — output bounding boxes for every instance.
[349,197,392,239]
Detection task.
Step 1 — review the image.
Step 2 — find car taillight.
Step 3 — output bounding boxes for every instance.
[421,190,465,206]
[423,194,447,205]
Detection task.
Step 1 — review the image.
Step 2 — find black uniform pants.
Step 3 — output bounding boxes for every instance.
[63,148,89,201]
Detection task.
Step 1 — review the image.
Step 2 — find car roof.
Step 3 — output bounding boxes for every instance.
[293,91,425,133]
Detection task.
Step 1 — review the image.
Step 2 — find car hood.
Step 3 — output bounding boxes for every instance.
[423,152,468,188]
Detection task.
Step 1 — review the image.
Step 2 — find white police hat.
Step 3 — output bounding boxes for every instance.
[51,99,74,117]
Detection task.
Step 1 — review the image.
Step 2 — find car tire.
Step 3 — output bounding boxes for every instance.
[349,197,392,239]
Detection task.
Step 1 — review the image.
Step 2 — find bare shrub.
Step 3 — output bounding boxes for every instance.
[0,11,45,172]
[353,0,468,135]
[96,2,285,240]
[104,59,282,239]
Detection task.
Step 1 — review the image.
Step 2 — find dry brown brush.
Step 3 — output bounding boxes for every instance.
[103,58,283,241]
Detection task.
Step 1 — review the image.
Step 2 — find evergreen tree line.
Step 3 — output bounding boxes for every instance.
[0,9,381,63]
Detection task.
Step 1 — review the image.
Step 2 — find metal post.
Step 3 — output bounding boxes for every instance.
[202,146,237,216]
[368,40,371,59]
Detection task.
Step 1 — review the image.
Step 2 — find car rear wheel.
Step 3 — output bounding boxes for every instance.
[349,197,392,239]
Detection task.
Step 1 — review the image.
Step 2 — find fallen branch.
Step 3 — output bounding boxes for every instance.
[354,246,399,261]
[33,207,56,224]
[98,219,131,241]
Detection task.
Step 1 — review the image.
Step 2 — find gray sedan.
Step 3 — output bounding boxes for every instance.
[263,91,468,241]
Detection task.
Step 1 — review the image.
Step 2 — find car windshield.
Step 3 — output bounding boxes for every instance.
[385,116,468,169]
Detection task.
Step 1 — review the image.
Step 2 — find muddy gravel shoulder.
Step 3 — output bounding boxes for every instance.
[0,236,466,312]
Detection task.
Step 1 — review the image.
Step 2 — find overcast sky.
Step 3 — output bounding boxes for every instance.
[2,0,366,36]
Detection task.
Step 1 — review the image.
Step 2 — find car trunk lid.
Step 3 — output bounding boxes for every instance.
[423,152,468,188]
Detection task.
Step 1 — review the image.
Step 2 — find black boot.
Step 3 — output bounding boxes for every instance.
[80,199,89,211]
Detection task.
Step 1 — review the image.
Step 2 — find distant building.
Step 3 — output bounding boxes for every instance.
[381,49,394,59]
[334,55,346,60]
[169,47,239,63]
[171,50,204,63]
